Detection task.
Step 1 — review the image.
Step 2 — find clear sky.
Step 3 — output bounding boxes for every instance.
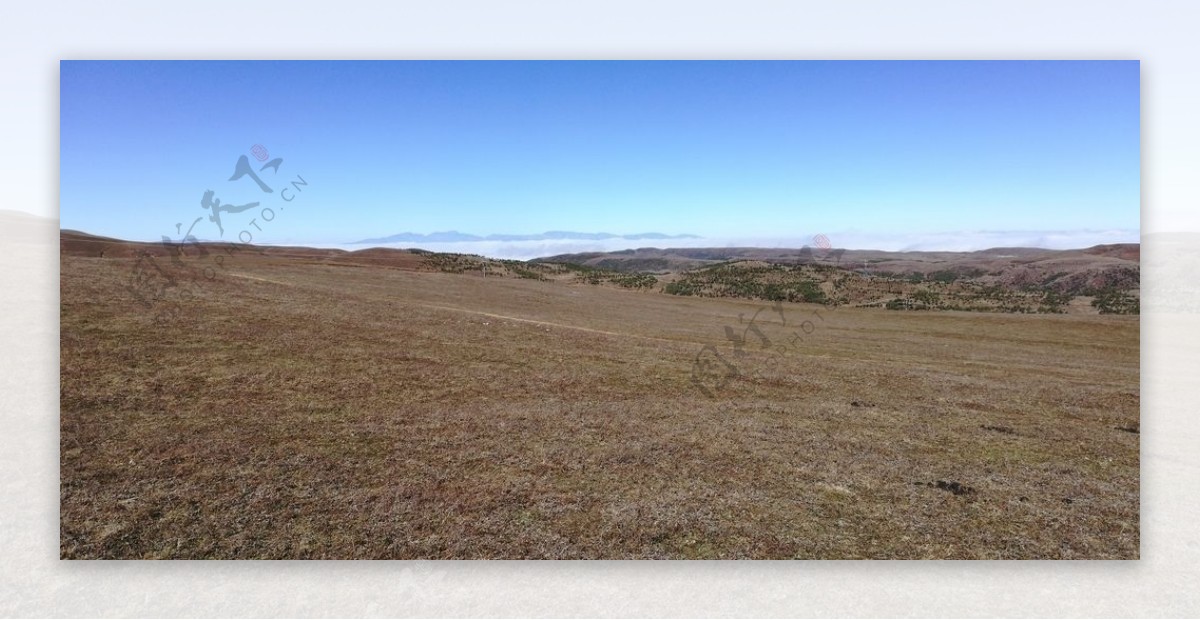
[60,60,1139,251]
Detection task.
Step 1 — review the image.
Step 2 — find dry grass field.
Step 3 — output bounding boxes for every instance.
[60,244,1139,559]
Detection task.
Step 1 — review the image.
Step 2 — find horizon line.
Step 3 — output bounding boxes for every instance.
[58,227,1140,258]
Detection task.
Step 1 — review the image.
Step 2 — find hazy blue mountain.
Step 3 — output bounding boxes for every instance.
[351,231,702,244]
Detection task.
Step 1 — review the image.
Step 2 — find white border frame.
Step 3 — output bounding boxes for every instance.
[4,0,1198,616]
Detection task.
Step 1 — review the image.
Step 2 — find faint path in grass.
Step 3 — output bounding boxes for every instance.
[226,271,687,346]
[224,272,1133,378]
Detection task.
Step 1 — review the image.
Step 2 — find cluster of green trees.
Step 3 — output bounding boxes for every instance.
[662,263,829,303]
[762,281,827,303]
[1037,290,1073,313]
[581,271,657,289]
[910,289,941,306]
[1091,289,1140,314]
[664,280,703,296]
[423,253,558,280]
[878,284,1079,313]
[422,252,492,274]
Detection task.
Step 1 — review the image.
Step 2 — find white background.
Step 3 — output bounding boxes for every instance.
[2,0,1198,616]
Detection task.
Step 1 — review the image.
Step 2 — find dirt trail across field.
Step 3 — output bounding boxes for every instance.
[228,271,686,346]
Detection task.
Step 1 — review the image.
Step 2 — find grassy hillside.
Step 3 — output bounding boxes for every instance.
[536,244,1141,315]
[658,260,1139,314]
[61,235,1139,559]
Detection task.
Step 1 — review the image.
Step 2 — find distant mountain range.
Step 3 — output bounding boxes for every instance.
[350,230,702,244]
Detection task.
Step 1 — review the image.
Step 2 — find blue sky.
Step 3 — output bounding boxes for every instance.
[60,60,1139,252]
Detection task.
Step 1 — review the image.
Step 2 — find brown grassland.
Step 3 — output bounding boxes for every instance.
[60,243,1139,559]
